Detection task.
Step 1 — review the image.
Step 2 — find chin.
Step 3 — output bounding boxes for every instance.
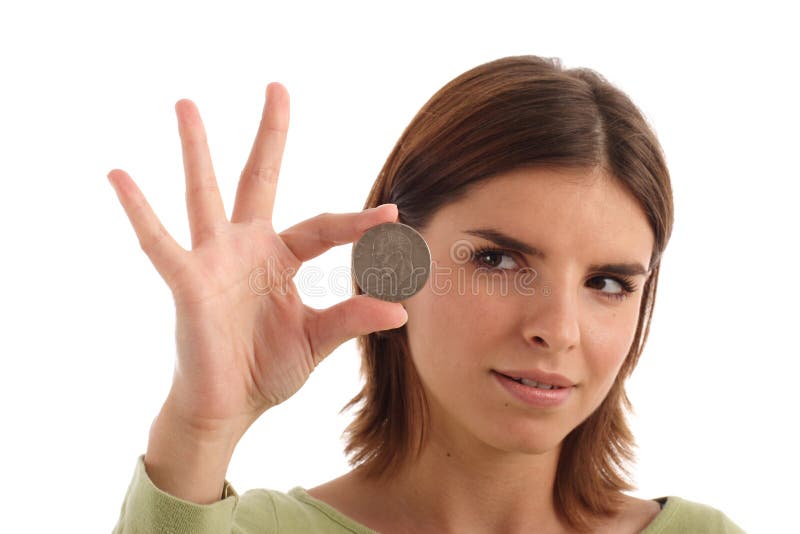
[480,422,567,456]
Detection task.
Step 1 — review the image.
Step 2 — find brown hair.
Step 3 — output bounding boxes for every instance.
[340,54,673,532]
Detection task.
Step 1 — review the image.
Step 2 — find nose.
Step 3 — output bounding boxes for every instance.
[522,278,580,353]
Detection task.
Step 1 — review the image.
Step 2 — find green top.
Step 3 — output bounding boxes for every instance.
[113,454,746,533]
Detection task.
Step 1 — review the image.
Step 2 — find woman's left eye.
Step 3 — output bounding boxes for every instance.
[586,276,638,302]
[471,247,519,271]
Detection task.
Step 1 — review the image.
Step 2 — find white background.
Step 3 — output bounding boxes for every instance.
[1,2,796,532]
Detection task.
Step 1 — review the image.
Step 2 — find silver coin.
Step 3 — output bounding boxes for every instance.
[352,222,431,302]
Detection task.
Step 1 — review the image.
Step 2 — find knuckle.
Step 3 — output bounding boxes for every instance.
[187,129,209,148]
[187,179,218,196]
[275,237,303,271]
[314,215,341,248]
[139,226,169,254]
[193,225,223,243]
[242,166,279,185]
[129,198,148,215]
[260,123,288,137]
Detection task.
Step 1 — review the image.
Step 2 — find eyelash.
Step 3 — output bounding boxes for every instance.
[470,246,639,302]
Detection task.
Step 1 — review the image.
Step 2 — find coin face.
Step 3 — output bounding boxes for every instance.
[352,222,431,302]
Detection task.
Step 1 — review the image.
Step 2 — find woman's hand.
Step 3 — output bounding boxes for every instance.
[107,83,407,439]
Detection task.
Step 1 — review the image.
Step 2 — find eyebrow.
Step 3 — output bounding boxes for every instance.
[462,227,651,277]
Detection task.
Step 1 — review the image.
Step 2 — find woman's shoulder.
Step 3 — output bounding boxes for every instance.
[237,485,378,534]
[244,488,748,534]
[640,495,746,533]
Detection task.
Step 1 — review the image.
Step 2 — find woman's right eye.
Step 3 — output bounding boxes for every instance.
[471,247,520,271]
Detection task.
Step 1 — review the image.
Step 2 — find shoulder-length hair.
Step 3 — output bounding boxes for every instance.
[340,54,673,533]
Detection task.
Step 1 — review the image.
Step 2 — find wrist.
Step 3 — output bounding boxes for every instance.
[144,403,240,504]
[148,399,241,460]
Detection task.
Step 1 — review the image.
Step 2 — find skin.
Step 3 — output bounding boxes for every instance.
[308,165,661,533]
[109,84,409,505]
[110,79,659,530]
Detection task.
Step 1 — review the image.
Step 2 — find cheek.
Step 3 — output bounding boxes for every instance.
[406,280,511,379]
[583,308,640,389]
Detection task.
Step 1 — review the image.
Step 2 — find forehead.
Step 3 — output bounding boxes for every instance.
[428,166,654,263]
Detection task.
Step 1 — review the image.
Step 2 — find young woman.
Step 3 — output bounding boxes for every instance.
[111,56,745,533]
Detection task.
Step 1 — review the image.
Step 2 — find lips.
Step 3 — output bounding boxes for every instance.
[493,369,576,388]
[493,371,573,407]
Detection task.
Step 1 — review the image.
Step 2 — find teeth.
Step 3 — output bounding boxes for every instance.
[515,377,557,390]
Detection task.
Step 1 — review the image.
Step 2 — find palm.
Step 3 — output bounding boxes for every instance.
[107,83,406,435]
[168,222,311,427]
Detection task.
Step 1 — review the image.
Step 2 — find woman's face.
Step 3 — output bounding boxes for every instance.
[403,166,654,455]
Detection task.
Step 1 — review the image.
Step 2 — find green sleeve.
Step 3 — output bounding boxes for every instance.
[112,454,244,534]
[644,496,748,533]
[673,499,747,533]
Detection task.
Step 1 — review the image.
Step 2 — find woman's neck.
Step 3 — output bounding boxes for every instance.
[355,421,569,533]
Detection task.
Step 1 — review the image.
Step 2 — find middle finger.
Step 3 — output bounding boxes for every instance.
[231,82,290,225]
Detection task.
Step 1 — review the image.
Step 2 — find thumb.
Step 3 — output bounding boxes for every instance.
[309,295,408,362]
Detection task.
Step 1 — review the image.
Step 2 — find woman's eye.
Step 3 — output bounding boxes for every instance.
[469,248,638,302]
[586,276,637,301]
[472,248,519,271]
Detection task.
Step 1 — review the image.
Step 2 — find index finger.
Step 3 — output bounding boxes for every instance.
[231,82,290,225]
